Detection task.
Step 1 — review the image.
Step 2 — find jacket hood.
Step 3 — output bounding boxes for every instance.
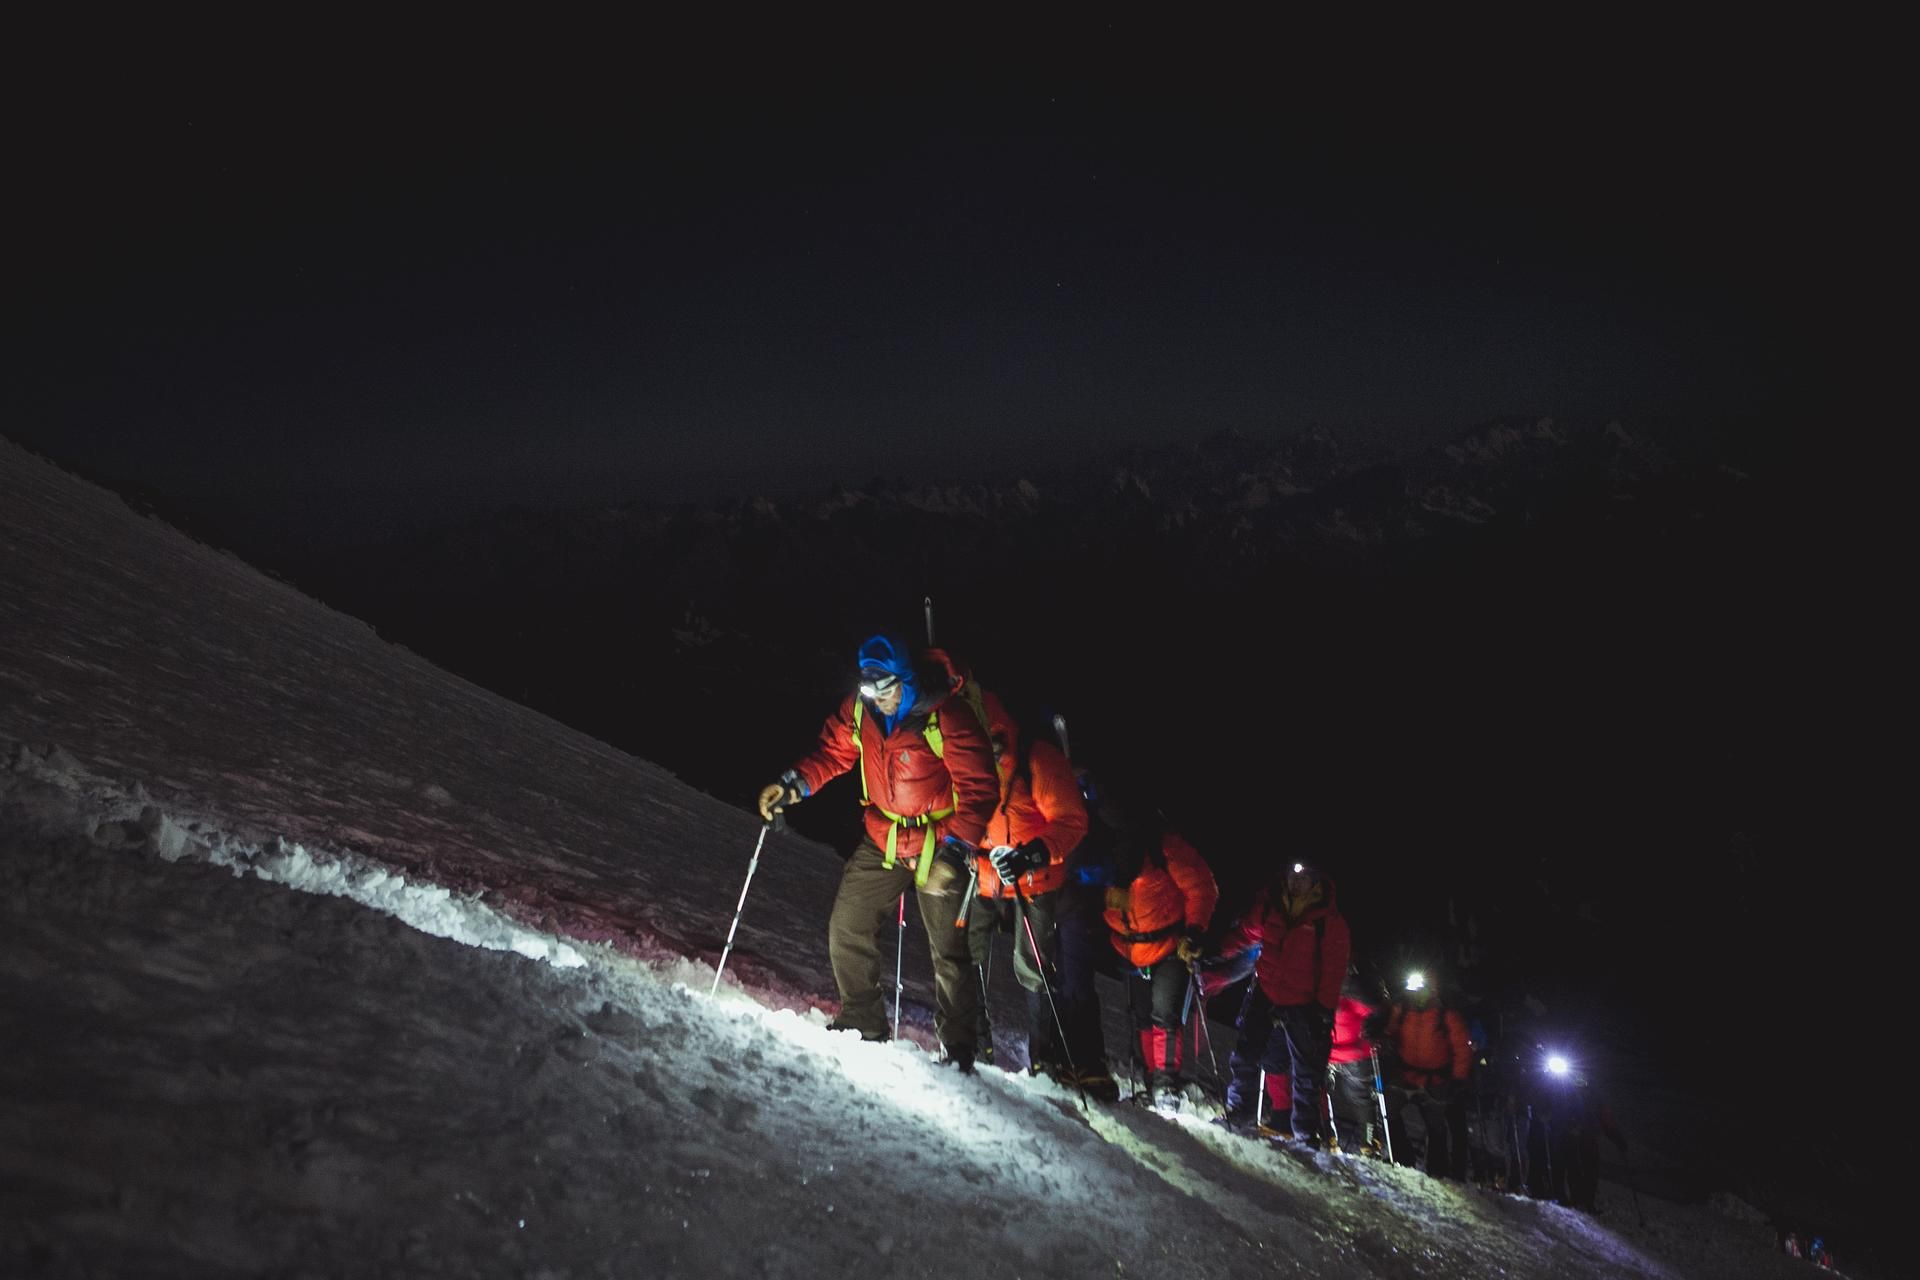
[857,633,915,680]
[1277,870,1339,918]
[856,633,922,732]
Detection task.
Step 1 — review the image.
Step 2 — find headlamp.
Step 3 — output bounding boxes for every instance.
[858,670,902,701]
[1546,1053,1571,1078]
[1404,971,1426,993]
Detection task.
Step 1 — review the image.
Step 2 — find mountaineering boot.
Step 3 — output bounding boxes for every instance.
[937,1044,976,1074]
[1215,1115,1256,1137]
[1028,1055,1075,1086]
[1076,1066,1122,1104]
[827,1019,891,1043]
[1216,1104,1260,1136]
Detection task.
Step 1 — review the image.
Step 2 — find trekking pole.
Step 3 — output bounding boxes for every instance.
[1475,1091,1490,1187]
[924,595,936,646]
[955,862,996,1058]
[1323,1084,1341,1152]
[1187,968,1221,1081]
[892,893,907,1041]
[1507,1110,1523,1192]
[1623,1145,1647,1227]
[1256,1069,1267,1130]
[710,821,772,996]
[954,856,982,928]
[1539,1111,1553,1198]
[1513,1108,1529,1193]
[1369,1045,1395,1163]
[1012,882,1084,1104]
[1052,712,1071,761]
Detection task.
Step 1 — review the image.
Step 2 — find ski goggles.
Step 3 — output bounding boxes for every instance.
[858,668,902,701]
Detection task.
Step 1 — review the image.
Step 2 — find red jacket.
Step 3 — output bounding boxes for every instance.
[972,695,1088,898]
[1104,833,1218,968]
[1227,877,1351,1010]
[1386,1002,1471,1085]
[788,677,997,860]
[1330,995,1377,1066]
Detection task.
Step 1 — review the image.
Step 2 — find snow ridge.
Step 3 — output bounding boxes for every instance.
[6,743,588,970]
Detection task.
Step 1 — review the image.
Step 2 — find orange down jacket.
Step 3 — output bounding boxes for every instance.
[971,694,1088,898]
[788,675,998,859]
[1104,832,1218,968]
[1386,1002,1472,1086]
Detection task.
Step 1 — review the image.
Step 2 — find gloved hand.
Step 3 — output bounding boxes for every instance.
[757,771,804,822]
[1311,1003,1337,1039]
[988,840,1049,880]
[1175,935,1203,964]
[1104,887,1132,914]
[922,836,973,896]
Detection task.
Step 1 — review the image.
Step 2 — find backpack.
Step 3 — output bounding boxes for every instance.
[929,646,995,749]
[850,646,995,762]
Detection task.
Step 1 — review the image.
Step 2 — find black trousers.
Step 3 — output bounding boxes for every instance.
[1128,953,1193,1088]
[1053,882,1111,1072]
[964,890,1062,1067]
[1525,1112,1603,1209]
[1330,1059,1377,1148]
[1391,1084,1470,1179]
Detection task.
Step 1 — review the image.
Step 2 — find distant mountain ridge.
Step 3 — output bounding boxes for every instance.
[361,415,1748,616]
[297,415,1763,873]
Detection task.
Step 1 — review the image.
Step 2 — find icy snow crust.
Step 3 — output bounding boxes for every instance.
[0,439,1821,1276]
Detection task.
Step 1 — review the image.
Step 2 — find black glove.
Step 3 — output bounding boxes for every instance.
[989,840,1049,880]
[1312,1003,1337,1038]
[757,771,804,822]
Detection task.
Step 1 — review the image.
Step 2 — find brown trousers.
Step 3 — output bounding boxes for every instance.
[826,837,979,1053]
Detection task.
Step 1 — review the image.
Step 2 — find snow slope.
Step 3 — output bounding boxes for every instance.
[0,438,1840,1278]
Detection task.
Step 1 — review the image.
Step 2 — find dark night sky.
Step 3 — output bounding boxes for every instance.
[6,29,1805,542]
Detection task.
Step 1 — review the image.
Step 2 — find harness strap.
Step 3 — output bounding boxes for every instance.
[853,699,959,886]
[1116,922,1183,945]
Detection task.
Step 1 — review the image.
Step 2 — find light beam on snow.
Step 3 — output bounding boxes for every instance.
[206,832,589,967]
